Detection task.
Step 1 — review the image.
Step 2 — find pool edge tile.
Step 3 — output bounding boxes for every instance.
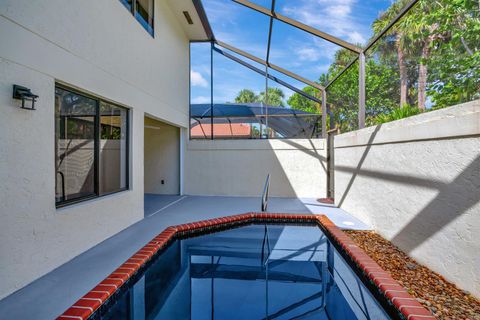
[57,213,433,320]
[316,215,434,320]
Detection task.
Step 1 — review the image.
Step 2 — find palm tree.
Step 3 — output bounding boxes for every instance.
[257,87,286,107]
[372,0,411,107]
[234,89,257,103]
[401,1,449,110]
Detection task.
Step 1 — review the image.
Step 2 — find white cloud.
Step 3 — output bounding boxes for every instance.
[295,47,321,62]
[191,96,210,104]
[328,4,352,17]
[314,64,333,74]
[286,37,339,67]
[283,88,295,101]
[348,31,366,45]
[281,0,369,46]
[190,70,208,87]
[201,0,236,25]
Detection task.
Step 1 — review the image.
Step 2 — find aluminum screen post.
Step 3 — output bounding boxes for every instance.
[210,41,214,140]
[321,89,327,138]
[326,127,337,199]
[358,51,366,129]
[263,0,275,139]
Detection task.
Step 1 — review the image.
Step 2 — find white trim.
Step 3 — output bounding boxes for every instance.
[179,127,185,195]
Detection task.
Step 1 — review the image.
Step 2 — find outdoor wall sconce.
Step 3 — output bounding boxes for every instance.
[12,85,38,110]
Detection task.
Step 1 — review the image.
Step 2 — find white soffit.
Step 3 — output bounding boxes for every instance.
[166,0,209,41]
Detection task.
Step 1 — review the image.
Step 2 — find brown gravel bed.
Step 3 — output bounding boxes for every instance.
[344,230,480,320]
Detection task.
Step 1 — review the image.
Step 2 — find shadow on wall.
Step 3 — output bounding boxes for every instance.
[391,154,480,252]
[336,128,480,253]
[276,138,328,174]
[337,125,382,208]
[262,139,328,198]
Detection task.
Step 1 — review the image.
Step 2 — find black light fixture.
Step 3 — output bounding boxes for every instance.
[13,84,38,110]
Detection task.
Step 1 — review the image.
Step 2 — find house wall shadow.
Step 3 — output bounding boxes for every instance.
[336,154,480,253]
[278,138,328,174]
[337,125,382,207]
[333,128,480,296]
[391,154,480,252]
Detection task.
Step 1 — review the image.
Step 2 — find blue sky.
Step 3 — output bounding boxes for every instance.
[190,0,395,105]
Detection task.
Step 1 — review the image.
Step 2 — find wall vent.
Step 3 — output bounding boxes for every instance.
[183,11,194,25]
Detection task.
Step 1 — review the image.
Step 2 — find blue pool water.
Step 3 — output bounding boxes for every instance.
[102,224,391,319]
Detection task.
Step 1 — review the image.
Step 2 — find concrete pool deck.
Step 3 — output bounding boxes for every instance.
[0,195,370,320]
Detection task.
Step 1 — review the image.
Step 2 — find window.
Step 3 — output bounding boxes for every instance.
[120,0,154,36]
[55,86,129,207]
[99,101,129,194]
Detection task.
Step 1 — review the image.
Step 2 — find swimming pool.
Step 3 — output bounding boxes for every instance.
[58,214,434,320]
[105,224,389,319]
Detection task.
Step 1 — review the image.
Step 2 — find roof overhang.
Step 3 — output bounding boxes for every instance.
[165,0,211,41]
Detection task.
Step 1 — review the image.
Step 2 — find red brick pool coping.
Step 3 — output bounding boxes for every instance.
[57,213,434,320]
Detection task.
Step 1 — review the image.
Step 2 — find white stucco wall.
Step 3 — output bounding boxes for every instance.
[144,117,180,195]
[0,0,189,299]
[185,139,327,198]
[334,101,480,297]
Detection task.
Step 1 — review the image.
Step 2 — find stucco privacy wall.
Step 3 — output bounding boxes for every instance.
[0,1,189,299]
[144,117,180,195]
[334,100,480,297]
[185,139,327,197]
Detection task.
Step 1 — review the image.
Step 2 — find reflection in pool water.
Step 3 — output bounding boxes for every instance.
[103,224,390,320]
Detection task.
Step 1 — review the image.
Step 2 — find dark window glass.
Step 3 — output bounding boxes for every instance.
[55,88,97,203]
[55,86,129,206]
[99,102,128,194]
[119,0,154,36]
[135,0,154,35]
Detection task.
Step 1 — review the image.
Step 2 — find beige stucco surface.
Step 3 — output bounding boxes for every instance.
[0,0,189,299]
[334,101,480,297]
[185,139,328,198]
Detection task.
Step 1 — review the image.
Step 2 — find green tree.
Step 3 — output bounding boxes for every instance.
[389,0,479,109]
[234,89,257,103]
[257,87,286,107]
[324,58,360,132]
[398,2,445,109]
[231,0,479,132]
[376,104,421,123]
[323,0,479,132]
[372,0,411,107]
[287,86,321,113]
[423,0,480,108]
[319,48,399,132]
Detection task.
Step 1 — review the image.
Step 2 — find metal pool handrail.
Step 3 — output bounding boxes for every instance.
[261,174,270,212]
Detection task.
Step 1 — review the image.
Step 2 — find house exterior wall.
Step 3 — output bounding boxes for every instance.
[334,100,480,297]
[185,139,327,198]
[0,0,189,299]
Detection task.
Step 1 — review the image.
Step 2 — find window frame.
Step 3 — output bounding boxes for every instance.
[120,0,154,37]
[55,84,130,208]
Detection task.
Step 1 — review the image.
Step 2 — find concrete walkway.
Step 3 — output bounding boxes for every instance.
[0,195,370,320]
[144,194,183,217]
